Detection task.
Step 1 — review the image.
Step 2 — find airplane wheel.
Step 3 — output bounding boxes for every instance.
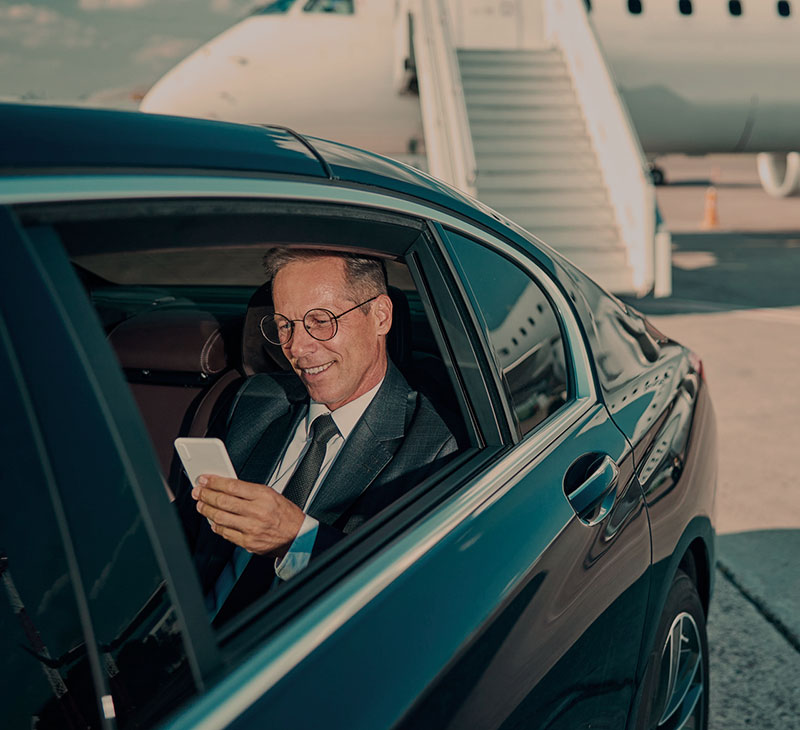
[650,165,666,186]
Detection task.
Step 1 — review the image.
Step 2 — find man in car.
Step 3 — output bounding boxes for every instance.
[182,249,457,621]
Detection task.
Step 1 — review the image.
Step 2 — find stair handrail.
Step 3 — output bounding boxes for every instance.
[398,0,477,197]
[544,0,657,295]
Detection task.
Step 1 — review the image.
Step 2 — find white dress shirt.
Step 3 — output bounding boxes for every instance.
[272,377,384,579]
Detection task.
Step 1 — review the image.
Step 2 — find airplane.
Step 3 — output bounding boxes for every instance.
[139,0,800,198]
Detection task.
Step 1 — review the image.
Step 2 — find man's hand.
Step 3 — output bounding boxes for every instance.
[193,475,305,560]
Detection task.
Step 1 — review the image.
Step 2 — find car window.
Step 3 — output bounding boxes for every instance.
[444,231,569,436]
[0,316,104,730]
[18,201,472,622]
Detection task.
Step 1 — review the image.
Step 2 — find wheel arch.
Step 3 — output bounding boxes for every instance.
[679,537,712,617]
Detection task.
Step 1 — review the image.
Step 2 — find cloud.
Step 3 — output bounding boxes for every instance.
[0,4,97,49]
[79,0,157,9]
[134,35,198,65]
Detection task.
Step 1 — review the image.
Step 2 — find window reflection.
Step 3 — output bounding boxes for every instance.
[446,232,568,435]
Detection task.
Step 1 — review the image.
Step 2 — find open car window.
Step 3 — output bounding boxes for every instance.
[10,199,494,657]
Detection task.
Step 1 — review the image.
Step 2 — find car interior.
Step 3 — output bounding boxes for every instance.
[30,199,474,520]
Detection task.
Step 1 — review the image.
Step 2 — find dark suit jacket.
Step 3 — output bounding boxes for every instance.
[178,361,457,619]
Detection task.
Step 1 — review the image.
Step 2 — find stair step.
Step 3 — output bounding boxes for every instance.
[513,225,621,249]
[465,103,583,123]
[464,86,579,103]
[461,68,571,85]
[478,189,611,208]
[458,49,565,65]
[482,205,616,228]
[476,169,604,190]
[473,136,595,156]
[468,120,590,139]
[460,64,566,75]
[475,153,601,173]
[467,105,585,125]
[463,81,576,100]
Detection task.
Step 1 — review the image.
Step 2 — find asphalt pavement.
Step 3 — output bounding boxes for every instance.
[627,154,800,728]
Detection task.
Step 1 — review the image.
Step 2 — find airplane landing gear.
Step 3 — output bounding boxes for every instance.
[649,164,666,186]
[757,152,800,197]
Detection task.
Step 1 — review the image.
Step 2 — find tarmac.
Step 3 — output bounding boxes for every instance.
[629,154,800,728]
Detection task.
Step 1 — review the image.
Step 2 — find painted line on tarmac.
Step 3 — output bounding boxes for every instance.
[717,561,800,655]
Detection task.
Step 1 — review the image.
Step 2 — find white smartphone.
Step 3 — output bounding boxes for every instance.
[174,437,238,486]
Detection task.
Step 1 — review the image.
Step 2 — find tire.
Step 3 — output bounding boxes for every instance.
[634,570,709,730]
[650,166,666,186]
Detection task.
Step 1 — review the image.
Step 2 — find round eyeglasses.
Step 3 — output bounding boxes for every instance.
[260,295,379,345]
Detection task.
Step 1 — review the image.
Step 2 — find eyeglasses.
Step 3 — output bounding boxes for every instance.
[260,296,379,345]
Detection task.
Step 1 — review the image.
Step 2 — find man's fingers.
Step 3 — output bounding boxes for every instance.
[196,487,249,515]
[192,474,264,499]
[198,500,256,532]
[210,522,248,550]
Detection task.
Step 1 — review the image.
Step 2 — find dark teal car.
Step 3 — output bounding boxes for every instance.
[0,103,716,730]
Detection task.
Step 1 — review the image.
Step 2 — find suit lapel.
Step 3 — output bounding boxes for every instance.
[308,363,410,526]
[238,408,302,485]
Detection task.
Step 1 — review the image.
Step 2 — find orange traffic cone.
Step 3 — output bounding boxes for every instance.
[701,186,719,230]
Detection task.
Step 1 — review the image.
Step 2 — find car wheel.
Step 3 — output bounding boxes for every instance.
[636,569,709,730]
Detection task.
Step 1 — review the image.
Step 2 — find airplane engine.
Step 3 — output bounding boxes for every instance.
[757,152,800,198]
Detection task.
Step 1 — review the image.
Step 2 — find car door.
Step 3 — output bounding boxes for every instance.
[0,207,222,729]
[393,225,653,729]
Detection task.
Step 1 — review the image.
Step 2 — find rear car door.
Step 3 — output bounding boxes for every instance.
[0,207,221,728]
[393,226,653,729]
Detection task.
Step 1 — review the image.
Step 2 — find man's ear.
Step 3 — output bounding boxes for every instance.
[373,293,393,335]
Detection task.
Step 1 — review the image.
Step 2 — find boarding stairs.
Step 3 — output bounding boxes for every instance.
[459,47,633,292]
[402,0,662,296]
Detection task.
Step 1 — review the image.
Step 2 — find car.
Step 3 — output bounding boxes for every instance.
[0,102,717,730]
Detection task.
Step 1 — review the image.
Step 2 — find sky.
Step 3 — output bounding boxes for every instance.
[0,0,262,105]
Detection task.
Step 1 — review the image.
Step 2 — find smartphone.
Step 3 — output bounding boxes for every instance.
[174,437,238,486]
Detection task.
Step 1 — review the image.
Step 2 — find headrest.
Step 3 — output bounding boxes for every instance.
[241,282,288,375]
[110,309,229,375]
[241,282,413,375]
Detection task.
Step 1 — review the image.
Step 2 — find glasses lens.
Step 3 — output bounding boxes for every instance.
[304,309,336,341]
[261,313,293,345]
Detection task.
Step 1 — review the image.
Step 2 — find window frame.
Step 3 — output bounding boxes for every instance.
[434,224,580,442]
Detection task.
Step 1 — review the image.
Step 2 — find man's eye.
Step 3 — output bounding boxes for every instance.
[277,321,292,333]
[307,315,329,329]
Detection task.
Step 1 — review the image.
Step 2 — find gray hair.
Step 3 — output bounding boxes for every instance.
[263,248,388,305]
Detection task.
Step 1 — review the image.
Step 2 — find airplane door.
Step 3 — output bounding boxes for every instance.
[447,0,544,49]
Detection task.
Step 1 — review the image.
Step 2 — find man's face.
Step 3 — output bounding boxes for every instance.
[272,257,392,410]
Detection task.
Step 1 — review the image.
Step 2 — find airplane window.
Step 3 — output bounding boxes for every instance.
[777,0,791,16]
[627,0,643,14]
[678,0,692,14]
[303,0,354,13]
[584,0,592,11]
[729,0,742,15]
[252,0,298,14]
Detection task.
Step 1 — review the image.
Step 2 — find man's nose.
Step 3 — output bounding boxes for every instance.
[287,323,317,358]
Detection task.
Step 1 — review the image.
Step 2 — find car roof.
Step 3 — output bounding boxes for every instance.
[0,102,558,274]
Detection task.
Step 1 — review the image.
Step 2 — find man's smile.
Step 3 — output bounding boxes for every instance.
[299,361,334,376]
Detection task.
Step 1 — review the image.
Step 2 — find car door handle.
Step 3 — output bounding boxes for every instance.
[564,453,620,523]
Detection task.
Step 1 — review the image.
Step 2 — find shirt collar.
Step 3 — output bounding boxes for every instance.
[306,376,384,440]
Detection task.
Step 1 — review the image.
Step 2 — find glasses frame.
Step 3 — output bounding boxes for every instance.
[260,295,380,345]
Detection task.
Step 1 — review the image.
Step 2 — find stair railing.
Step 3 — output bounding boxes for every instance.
[396,0,477,197]
[544,0,659,295]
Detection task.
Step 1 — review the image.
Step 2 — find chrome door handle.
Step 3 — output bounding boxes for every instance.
[564,454,620,523]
